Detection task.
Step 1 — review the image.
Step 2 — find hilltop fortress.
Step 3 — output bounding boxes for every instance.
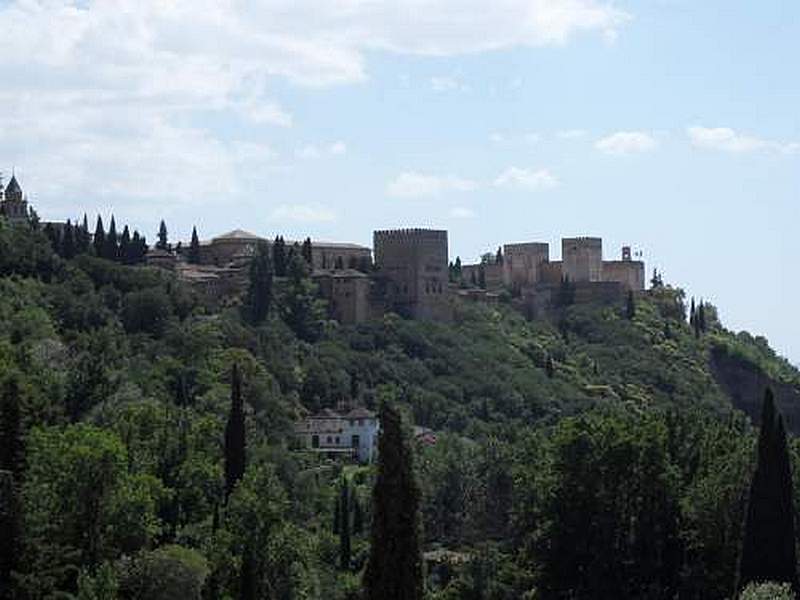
[1,174,645,324]
[168,225,644,324]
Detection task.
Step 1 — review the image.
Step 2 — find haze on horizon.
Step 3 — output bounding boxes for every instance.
[0,0,797,363]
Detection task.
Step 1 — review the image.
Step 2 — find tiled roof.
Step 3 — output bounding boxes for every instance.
[212,229,264,242]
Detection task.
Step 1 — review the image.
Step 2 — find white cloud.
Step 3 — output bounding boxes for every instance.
[296,141,347,159]
[329,141,347,155]
[557,129,588,139]
[0,0,630,209]
[271,204,336,223]
[430,76,468,92]
[595,131,658,155]
[494,167,559,190]
[489,132,506,143]
[450,206,477,219]
[295,144,322,160]
[687,126,799,154]
[524,132,542,145]
[387,172,479,198]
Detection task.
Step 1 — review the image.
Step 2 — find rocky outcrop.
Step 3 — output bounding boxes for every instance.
[710,347,800,434]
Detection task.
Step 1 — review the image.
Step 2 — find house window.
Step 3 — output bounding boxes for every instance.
[312,435,319,448]
[351,434,360,448]
[327,436,332,444]
[335,437,340,444]
[358,419,363,426]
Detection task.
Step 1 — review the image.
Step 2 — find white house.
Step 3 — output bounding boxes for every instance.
[294,407,379,463]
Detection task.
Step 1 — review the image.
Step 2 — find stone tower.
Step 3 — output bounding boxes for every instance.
[562,237,603,282]
[0,173,29,225]
[373,228,451,320]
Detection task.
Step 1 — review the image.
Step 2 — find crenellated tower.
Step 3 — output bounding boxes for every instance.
[373,228,451,320]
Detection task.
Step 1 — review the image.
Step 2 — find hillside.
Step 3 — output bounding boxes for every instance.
[1,218,799,599]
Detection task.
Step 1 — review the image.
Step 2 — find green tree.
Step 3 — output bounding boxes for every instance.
[626,290,636,319]
[19,425,162,597]
[272,236,287,277]
[738,389,798,592]
[340,477,352,570]
[119,225,131,264]
[121,288,172,336]
[116,545,208,600]
[188,226,201,264]
[245,240,273,324]
[364,402,424,600]
[105,216,119,261]
[302,236,313,265]
[224,363,246,501]
[93,215,106,257]
[157,220,168,251]
[62,220,76,259]
[281,252,325,342]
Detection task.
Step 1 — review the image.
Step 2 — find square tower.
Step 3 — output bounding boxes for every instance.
[503,242,550,288]
[562,237,603,282]
[373,228,450,320]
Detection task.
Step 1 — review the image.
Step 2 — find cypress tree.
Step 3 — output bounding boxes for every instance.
[363,402,424,599]
[62,220,76,259]
[119,225,131,264]
[698,301,707,333]
[188,226,201,264]
[43,222,60,255]
[0,374,23,599]
[626,290,636,320]
[246,241,273,324]
[340,477,352,570]
[352,493,364,536]
[495,246,503,265]
[78,213,91,254]
[93,215,105,257]
[239,544,257,600]
[272,236,287,277]
[302,237,313,265]
[478,265,486,289]
[333,494,341,535]
[224,363,246,501]
[157,220,168,251]
[105,216,118,260]
[738,388,798,592]
[454,256,462,278]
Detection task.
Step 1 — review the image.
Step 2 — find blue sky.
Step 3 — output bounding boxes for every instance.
[1,0,798,363]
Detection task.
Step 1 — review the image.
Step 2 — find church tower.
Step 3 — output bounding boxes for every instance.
[0,172,30,225]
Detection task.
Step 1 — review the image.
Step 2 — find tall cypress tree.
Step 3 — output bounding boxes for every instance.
[93,215,105,257]
[339,477,352,570]
[272,236,287,277]
[302,237,313,266]
[157,220,169,251]
[246,241,273,324]
[105,216,118,261]
[626,290,636,320]
[738,388,798,592]
[77,213,91,254]
[224,363,246,501]
[363,402,424,599]
[119,225,131,264]
[0,374,23,599]
[62,220,76,259]
[188,226,201,264]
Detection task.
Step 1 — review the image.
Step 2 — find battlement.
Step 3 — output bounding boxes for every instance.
[562,236,602,248]
[374,228,448,246]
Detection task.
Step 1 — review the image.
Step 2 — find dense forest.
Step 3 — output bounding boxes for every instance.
[1,217,799,599]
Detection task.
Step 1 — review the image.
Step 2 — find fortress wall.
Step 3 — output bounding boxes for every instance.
[603,260,645,292]
[562,237,603,282]
[539,261,563,285]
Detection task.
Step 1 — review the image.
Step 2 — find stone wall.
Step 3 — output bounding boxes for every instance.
[313,270,372,325]
[603,260,645,291]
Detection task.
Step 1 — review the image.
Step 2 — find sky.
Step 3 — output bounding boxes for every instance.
[0,0,798,363]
